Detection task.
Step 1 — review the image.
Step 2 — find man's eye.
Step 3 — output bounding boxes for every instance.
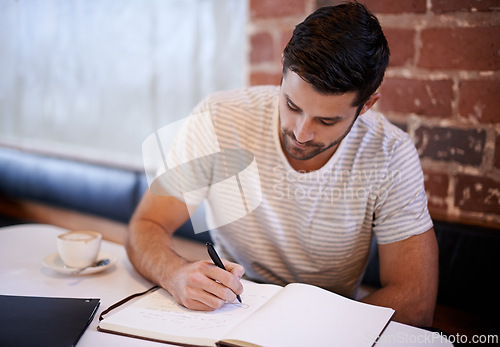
[286,102,300,112]
[319,119,337,126]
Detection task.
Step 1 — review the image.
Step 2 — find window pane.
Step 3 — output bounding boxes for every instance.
[0,0,247,168]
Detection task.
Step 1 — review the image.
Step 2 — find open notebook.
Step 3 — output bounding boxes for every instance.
[98,280,394,347]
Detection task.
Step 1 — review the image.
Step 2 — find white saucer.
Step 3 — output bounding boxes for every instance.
[42,251,117,275]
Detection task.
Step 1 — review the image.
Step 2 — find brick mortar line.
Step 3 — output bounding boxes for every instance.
[445,173,456,219]
[248,13,500,35]
[482,127,497,173]
[420,158,499,184]
[450,77,460,120]
[250,62,282,72]
[248,8,500,30]
[426,0,432,13]
[247,16,304,33]
[413,27,423,69]
[385,111,500,127]
[250,66,500,80]
[385,68,500,80]
[378,12,500,29]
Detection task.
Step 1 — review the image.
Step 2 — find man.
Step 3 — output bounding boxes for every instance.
[127,2,438,327]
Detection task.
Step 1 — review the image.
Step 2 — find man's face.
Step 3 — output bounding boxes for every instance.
[278,70,361,169]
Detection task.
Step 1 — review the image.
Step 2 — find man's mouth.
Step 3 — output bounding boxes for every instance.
[286,132,321,150]
[292,138,309,149]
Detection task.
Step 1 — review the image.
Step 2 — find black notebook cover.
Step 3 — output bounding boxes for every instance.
[0,295,100,347]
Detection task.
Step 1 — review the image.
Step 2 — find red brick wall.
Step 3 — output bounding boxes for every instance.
[247,0,500,227]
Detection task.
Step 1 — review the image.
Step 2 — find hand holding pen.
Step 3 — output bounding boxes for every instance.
[207,242,242,303]
[160,242,244,311]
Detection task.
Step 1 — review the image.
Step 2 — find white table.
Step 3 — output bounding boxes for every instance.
[0,224,451,346]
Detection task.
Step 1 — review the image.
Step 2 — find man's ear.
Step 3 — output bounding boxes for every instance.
[358,93,381,116]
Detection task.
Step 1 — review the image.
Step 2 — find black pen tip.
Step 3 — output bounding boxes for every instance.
[236,295,242,303]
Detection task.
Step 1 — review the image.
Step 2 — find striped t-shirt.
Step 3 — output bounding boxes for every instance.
[162,85,433,298]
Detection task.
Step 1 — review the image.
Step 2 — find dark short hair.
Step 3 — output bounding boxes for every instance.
[282,2,390,107]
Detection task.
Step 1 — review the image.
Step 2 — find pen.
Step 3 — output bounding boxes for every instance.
[206,242,242,303]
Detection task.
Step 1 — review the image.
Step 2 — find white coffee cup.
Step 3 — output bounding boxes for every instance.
[57,230,102,268]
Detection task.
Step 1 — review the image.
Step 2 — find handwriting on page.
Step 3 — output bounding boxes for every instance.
[123,289,269,336]
[137,292,248,331]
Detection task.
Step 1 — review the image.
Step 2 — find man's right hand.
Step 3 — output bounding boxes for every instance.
[165,259,245,311]
[127,191,245,311]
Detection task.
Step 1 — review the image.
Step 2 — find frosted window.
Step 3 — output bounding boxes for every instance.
[0,0,247,168]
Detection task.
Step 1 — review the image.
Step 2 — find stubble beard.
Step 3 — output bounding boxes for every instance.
[280,120,355,161]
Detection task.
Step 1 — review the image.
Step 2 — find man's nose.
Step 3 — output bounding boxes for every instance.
[294,117,314,143]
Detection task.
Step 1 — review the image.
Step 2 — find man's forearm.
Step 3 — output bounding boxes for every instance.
[364,230,439,327]
[126,218,187,288]
[361,284,435,327]
[126,216,246,311]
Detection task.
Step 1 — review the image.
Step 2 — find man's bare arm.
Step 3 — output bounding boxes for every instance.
[361,228,438,327]
[126,190,244,311]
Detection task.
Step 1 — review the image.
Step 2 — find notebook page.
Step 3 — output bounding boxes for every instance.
[223,283,394,347]
[99,280,282,345]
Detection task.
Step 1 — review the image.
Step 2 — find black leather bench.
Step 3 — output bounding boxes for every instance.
[0,147,209,242]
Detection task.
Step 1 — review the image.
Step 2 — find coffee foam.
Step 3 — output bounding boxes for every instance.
[59,231,99,242]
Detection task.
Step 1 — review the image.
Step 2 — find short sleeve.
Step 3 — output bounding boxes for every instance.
[144,98,216,207]
[372,135,433,244]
